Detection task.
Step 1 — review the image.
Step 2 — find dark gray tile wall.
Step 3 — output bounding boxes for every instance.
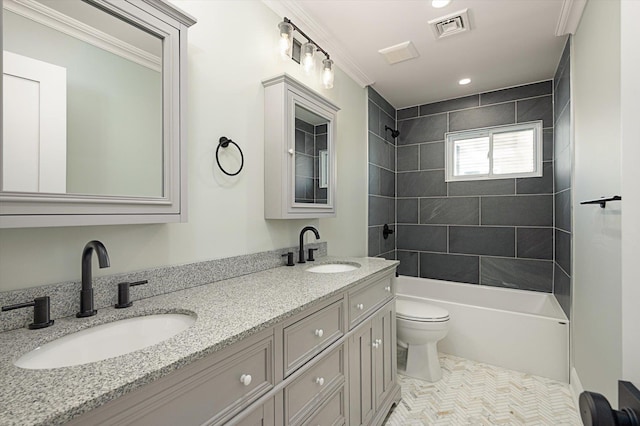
[368,87,396,259]
[395,81,555,292]
[553,38,572,318]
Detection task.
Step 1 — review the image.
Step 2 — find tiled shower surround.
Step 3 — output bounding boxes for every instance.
[368,87,397,260]
[368,81,561,293]
[553,39,572,317]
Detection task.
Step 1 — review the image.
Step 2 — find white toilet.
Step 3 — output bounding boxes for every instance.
[396,299,450,382]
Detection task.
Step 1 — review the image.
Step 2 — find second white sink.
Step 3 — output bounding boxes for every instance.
[15,313,196,370]
[306,263,360,273]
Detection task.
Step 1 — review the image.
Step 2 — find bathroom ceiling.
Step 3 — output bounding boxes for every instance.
[266,0,571,109]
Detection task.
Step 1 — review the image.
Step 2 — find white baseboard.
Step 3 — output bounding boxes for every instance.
[570,367,584,416]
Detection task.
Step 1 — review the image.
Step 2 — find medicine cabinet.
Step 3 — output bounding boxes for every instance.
[262,74,339,219]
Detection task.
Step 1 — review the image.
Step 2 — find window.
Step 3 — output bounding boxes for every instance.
[445,121,543,182]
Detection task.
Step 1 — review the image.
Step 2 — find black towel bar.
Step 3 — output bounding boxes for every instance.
[579,195,621,208]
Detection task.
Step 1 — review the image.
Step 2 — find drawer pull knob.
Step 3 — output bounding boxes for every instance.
[315,329,324,337]
[356,303,364,310]
[384,286,391,292]
[372,341,379,349]
[376,338,382,345]
[315,377,325,386]
[288,148,294,155]
[240,374,252,386]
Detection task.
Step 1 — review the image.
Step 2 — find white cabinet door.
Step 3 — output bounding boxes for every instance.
[3,51,66,193]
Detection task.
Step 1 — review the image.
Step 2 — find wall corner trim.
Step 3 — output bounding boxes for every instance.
[570,367,585,414]
[556,0,587,36]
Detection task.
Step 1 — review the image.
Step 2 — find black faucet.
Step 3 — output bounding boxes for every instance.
[77,240,110,318]
[298,226,320,263]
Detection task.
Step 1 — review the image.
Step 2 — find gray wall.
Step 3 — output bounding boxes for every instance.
[553,39,572,317]
[367,87,396,259]
[395,82,555,292]
[573,0,623,402]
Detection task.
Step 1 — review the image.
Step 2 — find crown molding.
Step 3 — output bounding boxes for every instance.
[141,0,197,28]
[555,0,587,36]
[262,0,374,88]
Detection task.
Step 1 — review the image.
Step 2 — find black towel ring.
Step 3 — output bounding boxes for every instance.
[216,136,244,176]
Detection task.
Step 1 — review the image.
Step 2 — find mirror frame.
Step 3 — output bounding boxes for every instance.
[0,0,196,228]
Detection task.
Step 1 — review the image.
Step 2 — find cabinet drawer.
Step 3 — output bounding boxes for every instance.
[302,385,346,426]
[349,275,393,328]
[284,300,344,376]
[68,330,274,426]
[205,337,274,424]
[285,344,345,425]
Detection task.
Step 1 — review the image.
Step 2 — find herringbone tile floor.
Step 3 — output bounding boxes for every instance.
[385,351,581,425]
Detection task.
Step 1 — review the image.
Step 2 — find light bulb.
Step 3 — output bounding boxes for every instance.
[322,58,334,89]
[278,21,293,58]
[301,42,316,74]
[458,78,471,85]
[279,34,291,57]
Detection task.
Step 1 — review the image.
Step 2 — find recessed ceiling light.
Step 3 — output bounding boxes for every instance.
[459,78,471,85]
[432,0,451,8]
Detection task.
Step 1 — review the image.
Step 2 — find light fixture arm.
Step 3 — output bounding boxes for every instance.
[284,17,330,60]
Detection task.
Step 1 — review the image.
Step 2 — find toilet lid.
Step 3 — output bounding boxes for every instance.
[396,299,449,322]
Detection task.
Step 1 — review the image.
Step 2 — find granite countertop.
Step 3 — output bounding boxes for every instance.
[0,256,398,426]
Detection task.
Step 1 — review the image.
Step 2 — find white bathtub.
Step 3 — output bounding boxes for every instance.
[396,275,569,382]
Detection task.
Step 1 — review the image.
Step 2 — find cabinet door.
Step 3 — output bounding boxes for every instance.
[348,322,375,426]
[373,301,396,410]
[233,397,275,426]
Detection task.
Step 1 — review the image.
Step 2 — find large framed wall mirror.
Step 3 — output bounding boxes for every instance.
[0,0,196,228]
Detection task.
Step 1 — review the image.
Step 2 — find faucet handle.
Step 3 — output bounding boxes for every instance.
[281,252,295,266]
[307,248,319,261]
[115,280,148,309]
[2,296,54,329]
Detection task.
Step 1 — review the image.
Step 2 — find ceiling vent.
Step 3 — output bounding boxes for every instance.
[378,41,420,65]
[428,8,471,39]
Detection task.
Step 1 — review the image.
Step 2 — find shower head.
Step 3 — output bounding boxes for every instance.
[385,125,400,139]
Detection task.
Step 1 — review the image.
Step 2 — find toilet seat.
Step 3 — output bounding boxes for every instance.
[396,299,449,322]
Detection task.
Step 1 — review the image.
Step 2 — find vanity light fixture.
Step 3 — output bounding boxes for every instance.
[322,58,334,89]
[301,41,317,73]
[459,78,471,85]
[278,20,294,58]
[278,18,334,89]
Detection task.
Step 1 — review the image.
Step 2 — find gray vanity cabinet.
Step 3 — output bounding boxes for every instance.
[348,301,398,426]
[349,322,376,425]
[67,270,399,426]
[348,273,400,426]
[373,301,397,412]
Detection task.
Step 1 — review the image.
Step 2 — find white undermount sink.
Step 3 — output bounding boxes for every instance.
[306,263,361,273]
[14,313,196,370]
